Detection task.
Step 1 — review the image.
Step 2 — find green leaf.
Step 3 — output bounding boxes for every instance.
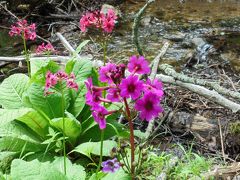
[17,110,49,138]
[0,108,32,127]
[0,74,29,109]
[80,114,129,142]
[50,117,81,144]
[89,169,131,180]
[102,169,131,180]
[25,83,63,119]
[67,82,87,117]
[30,59,51,76]
[0,120,44,153]
[0,137,43,153]
[10,157,86,180]
[74,40,90,55]
[65,60,76,74]
[72,58,92,83]
[73,140,117,158]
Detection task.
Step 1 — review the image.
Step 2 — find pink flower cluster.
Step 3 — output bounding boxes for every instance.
[36,42,56,54]
[79,9,117,33]
[9,19,36,40]
[44,71,78,95]
[85,55,164,129]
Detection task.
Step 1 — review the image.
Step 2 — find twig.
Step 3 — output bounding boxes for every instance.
[132,0,155,55]
[218,118,226,163]
[156,74,240,113]
[56,32,103,67]
[160,64,240,102]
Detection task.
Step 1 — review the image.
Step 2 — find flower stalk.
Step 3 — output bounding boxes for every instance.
[22,34,31,77]
[123,98,135,179]
[96,129,104,179]
[60,82,67,175]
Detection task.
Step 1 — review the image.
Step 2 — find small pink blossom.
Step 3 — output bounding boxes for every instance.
[9,19,36,41]
[56,71,68,80]
[144,79,164,98]
[79,9,117,33]
[92,105,109,129]
[99,63,117,83]
[85,78,103,106]
[36,43,55,54]
[119,75,143,100]
[135,92,163,121]
[67,79,78,91]
[44,71,58,94]
[102,19,115,33]
[44,71,78,95]
[128,55,150,75]
[107,87,120,102]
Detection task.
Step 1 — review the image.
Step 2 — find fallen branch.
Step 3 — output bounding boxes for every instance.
[132,0,155,56]
[159,64,240,102]
[156,74,240,113]
[145,42,170,139]
[0,56,70,62]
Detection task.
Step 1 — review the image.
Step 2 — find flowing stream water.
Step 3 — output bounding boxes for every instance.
[0,0,240,71]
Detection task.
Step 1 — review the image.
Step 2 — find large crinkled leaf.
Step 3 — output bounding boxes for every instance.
[72,58,92,83]
[17,110,49,138]
[67,82,87,117]
[0,121,41,141]
[10,157,86,180]
[25,83,63,119]
[0,121,44,153]
[0,74,29,109]
[50,117,81,145]
[73,140,117,158]
[0,108,32,127]
[0,137,43,153]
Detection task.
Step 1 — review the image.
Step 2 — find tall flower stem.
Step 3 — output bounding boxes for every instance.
[96,129,104,179]
[22,34,31,77]
[103,41,107,65]
[123,98,135,180]
[60,82,67,175]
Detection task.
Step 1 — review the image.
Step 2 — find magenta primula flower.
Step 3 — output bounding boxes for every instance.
[85,78,103,106]
[9,19,36,41]
[44,71,78,95]
[44,71,58,93]
[128,55,151,75]
[92,105,109,129]
[135,92,163,121]
[144,79,164,98]
[119,75,143,100]
[102,19,115,33]
[107,87,120,102]
[99,63,117,83]
[79,8,117,33]
[36,42,55,54]
[102,158,121,173]
[66,79,78,91]
[56,71,68,80]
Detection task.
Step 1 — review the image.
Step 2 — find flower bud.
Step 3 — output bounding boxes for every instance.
[132,161,138,167]
[142,149,147,156]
